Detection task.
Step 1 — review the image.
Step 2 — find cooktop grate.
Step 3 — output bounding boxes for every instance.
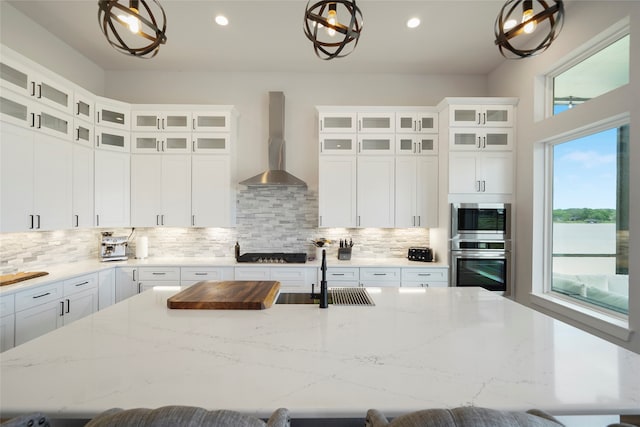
[329,287,375,306]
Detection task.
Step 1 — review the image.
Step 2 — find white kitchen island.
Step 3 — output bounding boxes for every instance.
[1,287,639,421]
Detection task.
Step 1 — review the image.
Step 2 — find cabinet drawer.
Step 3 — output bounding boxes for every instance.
[234,267,270,281]
[360,267,401,281]
[15,282,63,311]
[270,268,313,283]
[138,267,181,281]
[401,268,448,282]
[63,273,98,295]
[181,267,233,282]
[0,294,15,315]
[323,267,359,281]
[401,281,448,288]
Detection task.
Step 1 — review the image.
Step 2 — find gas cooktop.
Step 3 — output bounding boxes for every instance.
[236,252,308,264]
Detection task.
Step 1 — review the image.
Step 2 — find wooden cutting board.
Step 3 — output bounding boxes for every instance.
[0,271,49,286]
[167,280,281,310]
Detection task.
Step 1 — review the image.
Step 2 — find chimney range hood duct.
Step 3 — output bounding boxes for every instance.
[239,92,307,187]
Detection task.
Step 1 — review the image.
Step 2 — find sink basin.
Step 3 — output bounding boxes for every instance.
[275,293,331,305]
[275,288,375,306]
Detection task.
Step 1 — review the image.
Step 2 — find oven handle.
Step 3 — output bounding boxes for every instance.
[450,250,509,257]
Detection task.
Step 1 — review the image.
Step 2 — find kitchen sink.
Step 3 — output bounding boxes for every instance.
[275,288,374,306]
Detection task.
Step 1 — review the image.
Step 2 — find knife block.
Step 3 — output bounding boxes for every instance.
[338,247,352,260]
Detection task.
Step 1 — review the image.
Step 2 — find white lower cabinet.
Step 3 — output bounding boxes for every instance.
[401,267,448,287]
[14,274,97,346]
[321,267,360,288]
[181,267,234,286]
[359,267,401,287]
[115,267,138,302]
[234,267,315,293]
[0,294,16,352]
[98,268,116,310]
[138,267,181,292]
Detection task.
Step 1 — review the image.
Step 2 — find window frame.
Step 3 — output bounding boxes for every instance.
[544,18,630,118]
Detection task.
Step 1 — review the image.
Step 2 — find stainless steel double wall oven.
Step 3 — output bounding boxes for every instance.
[450,203,511,295]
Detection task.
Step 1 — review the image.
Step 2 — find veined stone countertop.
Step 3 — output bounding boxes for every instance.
[0,257,448,295]
[1,287,639,420]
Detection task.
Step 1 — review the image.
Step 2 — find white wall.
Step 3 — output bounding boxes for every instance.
[0,2,105,95]
[487,1,640,353]
[104,71,488,191]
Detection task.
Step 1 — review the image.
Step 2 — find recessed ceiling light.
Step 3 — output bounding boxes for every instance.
[407,17,420,29]
[215,15,229,26]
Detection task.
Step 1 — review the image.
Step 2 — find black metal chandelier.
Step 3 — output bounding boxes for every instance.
[98,0,167,58]
[303,0,363,60]
[494,0,564,59]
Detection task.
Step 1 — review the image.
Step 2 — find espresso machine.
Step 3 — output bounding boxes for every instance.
[100,232,128,261]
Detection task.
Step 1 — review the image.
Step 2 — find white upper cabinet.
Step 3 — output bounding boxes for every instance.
[318,156,357,228]
[395,134,438,155]
[319,133,357,155]
[73,119,94,147]
[449,128,513,151]
[0,88,32,128]
[357,134,395,155]
[449,151,513,195]
[192,155,234,227]
[192,111,230,132]
[357,112,395,133]
[132,111,191,132]
[0,90,71,140]
[95,99,130,130]
[73,89,94,123]
[95,126,130,152]
[395,156,438,228]
[72,144,94,228]
[94,150,130,228]
[319,112,357,133]
[132,132,191,154]
[0,56,73,115]
[449,105,513,127]
[192,133,230,154]
[357,156,395,228]
[395,112,438,134]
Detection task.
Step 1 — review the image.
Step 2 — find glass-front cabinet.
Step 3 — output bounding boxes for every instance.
[449,105,513,127]
[73,89,94,123]
[0,89,30,128]
[132,133,191,153]
[192,133,230,153]
[192,111,230,132]
[95,101,129,130]
[319,112,357,133]
[449,128,513,151]
[395,112,438,133]
[395,135,438,155]
[132,111,191,132]
[95,126,130,152]
[73,119,93,147]
[358,134,395,154]
[319,133,357,155]
[357,112,395,133]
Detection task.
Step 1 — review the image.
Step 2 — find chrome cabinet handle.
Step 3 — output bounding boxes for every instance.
[373,273,387,276]
[36,214,41,229]
[194,273,208,276]
[75,281,89,287]
[37,84,42,99]
[29,214,34,229]
[132,270,137,281]
[36,114,42,129]
[152,272,166,276]
[96,214,100,226]
[31,81,36,97]
[33,292,51,299]
[65,298,70,314]
[60,301,65,316]
[156,215,160,226]
[418,273,431,276]
[74,215,79,227]
[192,215,195,226]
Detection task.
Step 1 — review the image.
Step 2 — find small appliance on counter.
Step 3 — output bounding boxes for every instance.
[407,247,433,262]
[100,232,128,262]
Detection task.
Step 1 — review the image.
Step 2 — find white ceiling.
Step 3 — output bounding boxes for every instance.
[6,0,512,75]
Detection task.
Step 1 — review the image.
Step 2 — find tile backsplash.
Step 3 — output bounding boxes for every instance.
[0,187,431,274]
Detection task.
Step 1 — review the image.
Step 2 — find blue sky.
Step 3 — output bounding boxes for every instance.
[552,122,618,210]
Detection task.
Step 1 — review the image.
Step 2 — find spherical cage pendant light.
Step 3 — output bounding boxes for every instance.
[98,0,167,58]
[303,0,363,60]
[494,0,564,59]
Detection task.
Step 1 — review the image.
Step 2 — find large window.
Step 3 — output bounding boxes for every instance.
[547,123,629,314]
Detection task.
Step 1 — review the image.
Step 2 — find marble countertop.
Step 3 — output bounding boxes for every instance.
[1,287,639,420]
[0,257,448,295]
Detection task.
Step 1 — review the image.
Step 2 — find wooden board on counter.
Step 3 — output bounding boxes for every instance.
[167,280,280,310]
[0,271,49,287]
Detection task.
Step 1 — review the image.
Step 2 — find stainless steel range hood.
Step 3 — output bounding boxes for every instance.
[239,92,307,187]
